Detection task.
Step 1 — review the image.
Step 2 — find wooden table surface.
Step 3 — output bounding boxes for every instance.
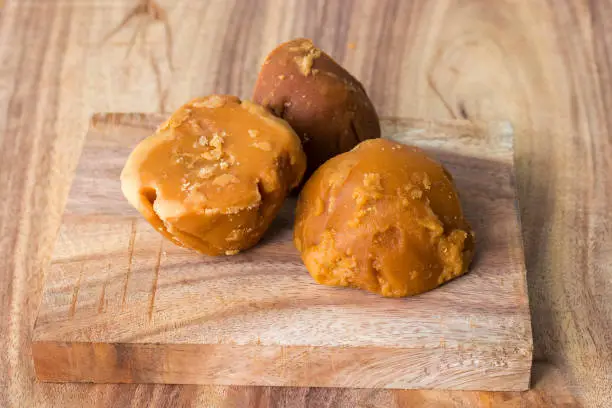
[0,0,609,407]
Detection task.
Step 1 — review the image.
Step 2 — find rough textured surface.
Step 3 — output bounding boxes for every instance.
[253,38,380,178]
[1,0,609,406]
[295,139,474,297]
[121,95,305,255]
[32,115,530,391]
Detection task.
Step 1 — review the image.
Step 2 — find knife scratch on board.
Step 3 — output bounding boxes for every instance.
[122,219,137,310]
[98,282,107,314]
[98,262,111,314]
[69,263,84,318]
[149,239,163,321]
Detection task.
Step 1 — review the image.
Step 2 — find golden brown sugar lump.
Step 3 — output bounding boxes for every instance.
[252,38,381,178]
[294,138,475,297]
[121,95,306,256]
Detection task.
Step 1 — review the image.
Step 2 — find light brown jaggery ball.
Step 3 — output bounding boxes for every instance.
[252,38,381,178]
[121,95,306,256]
[294,138,474,297]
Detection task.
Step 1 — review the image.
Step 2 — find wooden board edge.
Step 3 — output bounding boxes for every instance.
[32,341,531,391]
[88,113,515,151]
[90,112,166,131]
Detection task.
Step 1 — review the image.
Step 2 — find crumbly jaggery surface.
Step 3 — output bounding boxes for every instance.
[294,138,474,297]
[121,95,306,255]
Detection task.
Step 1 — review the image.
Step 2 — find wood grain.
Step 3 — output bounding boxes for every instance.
[1,0,609,406]
[32,115,532,390]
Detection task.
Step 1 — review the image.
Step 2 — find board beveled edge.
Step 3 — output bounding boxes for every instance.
[32,340,531,391]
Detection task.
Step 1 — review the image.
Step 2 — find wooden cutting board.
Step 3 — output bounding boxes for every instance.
[32,114,532,391]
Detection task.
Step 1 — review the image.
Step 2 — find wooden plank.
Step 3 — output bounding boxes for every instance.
[32,114,532,391]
